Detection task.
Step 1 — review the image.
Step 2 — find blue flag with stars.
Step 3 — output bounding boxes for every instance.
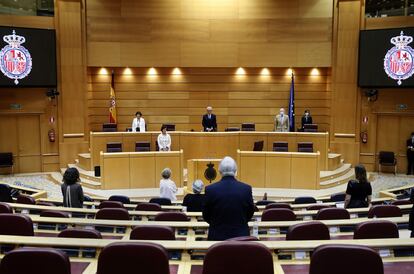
[288,74,295,132]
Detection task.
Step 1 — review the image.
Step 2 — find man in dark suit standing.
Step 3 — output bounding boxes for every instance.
[202,106,217,132]
[202,156,255,241]
[407,132,414,175]
[301,109,313,131]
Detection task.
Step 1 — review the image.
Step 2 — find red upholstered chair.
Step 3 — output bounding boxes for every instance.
[226,236,259,241]
[36,202,55,207]
[309,244,383,274]
[265,203,292,210]
[97,242,170,274]
[0,247,71,274]
[0,202,12,214]
[0,184,13,203]
[306,204,331,211]
[273,142,288,152]
[108,195,130,204]
[0,214,34,236]
[135,202,162,211]
[203,242,274,274]
[96,208,130,220]
[40,210,70,218]
[368,205,402,218]
[294,196,316,204]
[261,208,296,221]
[286,221,330,241]
[256,200,276,206]
[16,194,36,205]
[297,142,314,153]
[391,199,412,206]
[58,228,102,239]
[149,197,172,206]
[130,225,175,240]
[154,212,189,221]
[98,200,124,209]
[354,220,399,239]
[315,208,350,220]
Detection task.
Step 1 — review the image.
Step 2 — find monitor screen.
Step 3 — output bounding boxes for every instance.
[358,27,414,88]
[0,26,57,87]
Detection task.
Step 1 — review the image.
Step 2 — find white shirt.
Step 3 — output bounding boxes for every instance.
[160,178,177,201]
[132,117,146,132]
[157,133,171,151]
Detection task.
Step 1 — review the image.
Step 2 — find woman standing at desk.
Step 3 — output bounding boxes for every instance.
[132,111,146,132]
[157,125,171,151]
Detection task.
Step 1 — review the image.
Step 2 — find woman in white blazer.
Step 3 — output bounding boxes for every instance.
[132,111,146,132]
[157,125,171,151]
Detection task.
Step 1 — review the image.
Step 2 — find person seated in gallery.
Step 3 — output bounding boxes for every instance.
[61,167,84,208]
[344,164,372,208]
[182,180,205,212]
[157,125,171,151]
[202,106,217,132]
[202,157,255,241]
[301,109,313,130]
[159,168,177,202]
[132,111,146,132]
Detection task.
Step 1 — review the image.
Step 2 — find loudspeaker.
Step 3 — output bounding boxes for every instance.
[94,166,101,177]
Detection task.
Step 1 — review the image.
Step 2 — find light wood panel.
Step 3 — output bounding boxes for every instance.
[187,159,221,186]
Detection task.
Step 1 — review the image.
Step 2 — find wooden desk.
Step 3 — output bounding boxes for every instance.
[90,131,329,170]
[237,150,320,189]
[100,150,183,189]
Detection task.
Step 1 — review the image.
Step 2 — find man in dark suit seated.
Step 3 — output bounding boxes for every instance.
[407,132,414,175]
[202,157,255,241]
[202,106,217,132]
[301,109,313,131]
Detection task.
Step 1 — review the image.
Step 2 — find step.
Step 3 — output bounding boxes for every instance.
[328,153,342,171]
[78,153,91,171]
[60,167,101,189]
[320,168,355,189]
[320,163,352,182]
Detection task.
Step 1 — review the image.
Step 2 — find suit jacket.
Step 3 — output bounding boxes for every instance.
[274,114,290,132]
[202,176,255,241]
[301,115,313,129]
[407,138,414,158]
[202,114,217,132]
[409,188,414,231]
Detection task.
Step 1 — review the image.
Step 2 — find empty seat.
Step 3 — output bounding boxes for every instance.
[392,199,412,205]
[135,141,151,152]
[261,208,296,222]
[378,151,397,174]
[106,142,122,153]
[203,241,274,274]
[368,205,402,218]
[0,214,34,236]
[307,204,331,211]
[241,123,255,131]
[135,202,162,211]
[0,184,13,203]
[286,221,330,241]
[273,141,288,152]
[256,200,276,206]
[163,123,176,131]
[315,208,350,220]
[98,200,124,209]
[149,197,172,206]
[253,140,264,151]
[36,202,55,207]
[225,127,240,132]
[0,247,71,274]
[154,212,188,222]
[226,236,259,241]
[16,194,36,205]
[0,202,12,214]
[102,123,117,132]
[130,225,175,240]
[303,124,318,132]
[265,203,292,210]
[297,142,314,152]
[309,244,383,274]
[97,242,170,274]
[0,153,13,174]
[58,228,102,239]
[294,196,316,204]
[330,193,346,202]
[108,195,130,204]
[354,220,399,239]
[96,208,130,220]
[40,210,70,218]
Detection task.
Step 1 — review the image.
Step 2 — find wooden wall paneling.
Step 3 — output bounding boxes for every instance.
[290,152,320,189]
[101,152,130,189]
[265,152,291,188]
[130,153,156,188]
[0,15,54,29]
[155,152,183,187]
[365,16,414,30]
[239,153,266,188]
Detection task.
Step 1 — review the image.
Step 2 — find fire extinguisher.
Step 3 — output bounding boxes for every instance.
[48,129,56,142]
[360,131,368,144]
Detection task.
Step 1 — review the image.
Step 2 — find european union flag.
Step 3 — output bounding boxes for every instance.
[288,74,295,132]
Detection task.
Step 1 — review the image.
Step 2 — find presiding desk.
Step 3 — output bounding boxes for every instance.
[90,131,329,170]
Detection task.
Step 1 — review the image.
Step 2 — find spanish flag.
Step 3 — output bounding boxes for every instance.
[109,70,117,123]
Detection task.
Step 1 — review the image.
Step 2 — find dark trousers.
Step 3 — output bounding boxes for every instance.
[411,231,414,238]
[408,156,414,175]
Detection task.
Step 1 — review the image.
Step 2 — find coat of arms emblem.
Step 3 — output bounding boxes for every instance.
[0,30,32,85]
[384,31,414,85]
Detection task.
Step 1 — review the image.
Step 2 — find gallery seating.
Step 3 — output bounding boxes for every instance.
[130,225,175,240]
[353,220,399,239]
[286,221,330,241]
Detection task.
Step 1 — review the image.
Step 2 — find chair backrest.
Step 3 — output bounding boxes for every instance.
[135,141,151,152]
[241,123,255,131]
[286,221,330,241]
[58,228,102,239]
[16,194,36,205]
[273,141,288,152]
[163,123,176,131]
[354,220,399,239]
[154,212,188,222]
[102,123,117,132]
[106,142,122,153]
[135,202,162,211]
[0,214,34,236]
[315,208,350,220]
[255,200,276,206]
[149,197,172,206]
[0,247,71,274]
[265,203,292,210]
[294,196,316,204]
[226,236,259,241]
[98,200,124,209]
[253,140,264,151]
[40,210,70,218]
[36,202,55,207]
[108,195,130,204]
[379,151,395,164]
[330,193,346,202]
[306,204,331,211]
[261,208,296,221]
[0,202,12,214]
[203,242,274,274]
[297,142,314,152]
[125,127,132,132]
[95,208,130,220]
[225,127,240,132]
[130,225,175,240]
[309,244,383,274]
[303,124,318,132]
[0,184,13,203]
[391,199,412,205]
[0,153,13,166]
[97,242,170,274]
[368,205,402,218]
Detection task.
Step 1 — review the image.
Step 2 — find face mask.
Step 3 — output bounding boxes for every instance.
[305,113,309,116]
[280,112,284,115]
